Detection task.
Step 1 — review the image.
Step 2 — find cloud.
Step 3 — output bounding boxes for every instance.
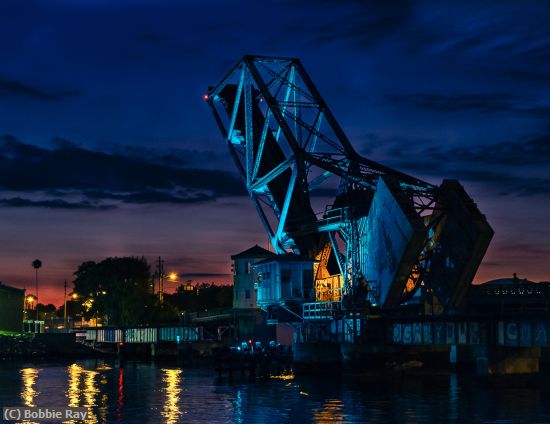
[309,0,413,48]
[82,189,215,205]
[379,132,550,196]
[444,134,550,166]
[179,273,231,278]
[495,243,550,257]
[504,69,550,85]
[0,136,246,209]
[386,93,550,119]
[0,77,81,101]
[0,197,113,210]
[103,143,232,170]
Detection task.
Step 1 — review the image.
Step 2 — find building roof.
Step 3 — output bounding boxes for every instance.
[0,282,25,294]
[254,253,316,265]
[231,244,275,260]
[481,276,537,286]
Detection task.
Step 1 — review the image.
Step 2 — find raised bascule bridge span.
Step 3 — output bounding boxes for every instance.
[205,56,546,374]
[206,55,493,313]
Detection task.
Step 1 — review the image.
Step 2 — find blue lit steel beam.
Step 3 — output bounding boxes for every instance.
[206,55,493,311]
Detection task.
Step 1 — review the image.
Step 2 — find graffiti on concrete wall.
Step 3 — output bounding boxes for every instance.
[391,320,550,347]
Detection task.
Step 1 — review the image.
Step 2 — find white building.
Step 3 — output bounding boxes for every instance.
[254,253,315,308]
[231,245,274,309]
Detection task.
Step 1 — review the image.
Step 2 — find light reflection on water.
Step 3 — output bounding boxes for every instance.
[312,398,344,423]
[1,360,550,423]
[161,369,183,424]
[20,368,39,407]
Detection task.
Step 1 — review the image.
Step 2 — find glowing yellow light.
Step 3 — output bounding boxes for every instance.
[71,293,79,299]
[313,399,344,423]
[20,368,39,406]
[270,374,295,380]
[82,299,94,312]
[168,272,178,281]
[161,369,183,424]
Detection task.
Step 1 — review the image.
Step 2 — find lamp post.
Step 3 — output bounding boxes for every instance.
[63,281,79,330]
[32,259,42,321]
[63,280,67,328]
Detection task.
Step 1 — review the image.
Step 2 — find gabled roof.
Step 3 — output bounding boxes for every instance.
[231,244,275,260]
[254,253,316,265]
[0,282,25,294]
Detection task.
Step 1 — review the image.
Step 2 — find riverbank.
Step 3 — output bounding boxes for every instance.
[0,333,99,358]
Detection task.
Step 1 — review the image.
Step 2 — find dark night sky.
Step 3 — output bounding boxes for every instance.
[1,0,549,304]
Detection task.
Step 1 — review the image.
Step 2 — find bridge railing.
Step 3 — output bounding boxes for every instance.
[81,325,203,344]
[302,301,341,320]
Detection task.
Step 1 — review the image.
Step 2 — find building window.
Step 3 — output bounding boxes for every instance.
[281,269,291,284]
[245,289,251,299]
[246,261,251,274]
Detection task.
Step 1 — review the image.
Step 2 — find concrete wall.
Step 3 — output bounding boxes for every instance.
[233,257,262,309]
[0,285,24,332]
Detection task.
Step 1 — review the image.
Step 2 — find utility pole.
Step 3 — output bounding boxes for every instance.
[63,280,68,329]
[157,256,164,303]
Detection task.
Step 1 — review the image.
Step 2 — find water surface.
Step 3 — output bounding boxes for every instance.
[0,359,549,423]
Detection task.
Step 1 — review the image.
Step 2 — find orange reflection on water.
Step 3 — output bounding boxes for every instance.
[161,369,183,424]
[116,368,124,420]
[20,368,39,407]
[66,364,83,408]
[65,363,103,424]
[313,398,344,423]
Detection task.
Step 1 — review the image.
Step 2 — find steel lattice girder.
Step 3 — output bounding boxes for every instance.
[206,55,493,310]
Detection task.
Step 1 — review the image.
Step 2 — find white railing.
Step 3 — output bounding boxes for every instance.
[302,301,340,320]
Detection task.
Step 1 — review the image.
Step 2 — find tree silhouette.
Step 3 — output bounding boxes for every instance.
[73,257,154,326]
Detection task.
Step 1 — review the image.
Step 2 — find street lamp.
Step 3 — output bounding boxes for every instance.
[24,294,36,320]
[158,270,180,303]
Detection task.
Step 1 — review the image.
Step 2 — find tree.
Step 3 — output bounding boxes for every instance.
[36,303,56,321]
[72,257,154,326]
[173,283,232,312]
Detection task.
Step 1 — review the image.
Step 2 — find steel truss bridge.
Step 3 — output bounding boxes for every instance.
[206,55,493,314]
